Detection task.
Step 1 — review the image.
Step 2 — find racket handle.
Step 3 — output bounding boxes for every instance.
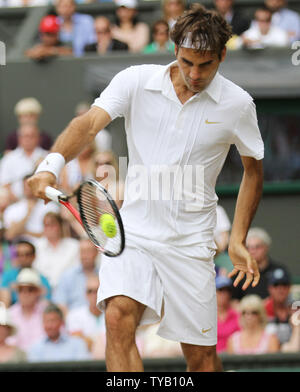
[45,186,64,203]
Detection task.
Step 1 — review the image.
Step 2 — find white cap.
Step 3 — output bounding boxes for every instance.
[115,0,137,9]
[16,268,42,288]
[0,302,17,336]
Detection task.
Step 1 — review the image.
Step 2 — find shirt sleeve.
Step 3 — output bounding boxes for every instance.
[92,66,136,121]
[233,99,264,160]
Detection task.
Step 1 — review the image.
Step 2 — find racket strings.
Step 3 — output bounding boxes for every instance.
[78,182,123,255]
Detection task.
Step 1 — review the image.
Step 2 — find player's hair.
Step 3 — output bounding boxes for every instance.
[170,4,232,58]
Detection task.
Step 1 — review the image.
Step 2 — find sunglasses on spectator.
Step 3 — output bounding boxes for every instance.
[242,310,259,316]
[95,161,112,165]
[17,252,34,257]
[17,286,39,293]
[96,29,110,34]
[256,18,271,22]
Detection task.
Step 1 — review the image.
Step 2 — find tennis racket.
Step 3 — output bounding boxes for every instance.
[45,179,125,257]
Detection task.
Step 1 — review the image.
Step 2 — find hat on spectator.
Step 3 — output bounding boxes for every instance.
[216,275,232,290]
[268,268,291,286]
[15,268,42,289]
[39,15,60,34]
[0,302,17,336]
[115,0,137,9]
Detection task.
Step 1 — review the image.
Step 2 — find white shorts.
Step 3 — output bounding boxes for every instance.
[97,241,217,346]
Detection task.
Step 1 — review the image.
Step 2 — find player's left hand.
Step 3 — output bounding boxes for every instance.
[227,242,260,290]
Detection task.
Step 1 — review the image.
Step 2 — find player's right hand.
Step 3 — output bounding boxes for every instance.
[27,172,57,203]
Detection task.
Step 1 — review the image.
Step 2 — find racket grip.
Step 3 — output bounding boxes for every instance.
[45,186,64,203]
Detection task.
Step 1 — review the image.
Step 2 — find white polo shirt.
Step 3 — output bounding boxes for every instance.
[93,61,264,248]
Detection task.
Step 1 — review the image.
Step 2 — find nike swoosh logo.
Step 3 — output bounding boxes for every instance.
[205,119,221,124]
[202,328,212,334]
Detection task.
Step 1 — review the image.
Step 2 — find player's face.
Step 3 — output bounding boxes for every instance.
[175,46,226,93]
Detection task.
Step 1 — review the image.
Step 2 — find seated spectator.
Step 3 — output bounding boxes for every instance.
[85,16,128,54]
[213,0,251,36]
[55,0,96,57]
[3,175,59,243]
[227,294,280,354]
[143,20,175,54]
[231,227,291,301]
[25,15,73,62]
[5,97,52,152]
[7,268,49,353]
[66,274,105,357]
[216,275,240,353]
[111,0,150,53]
[0,302,26,363]
[242,6,289,49]
[265,0,300,43]
[162,0,186,30]
[28,302,90,362]
[0,222,16,279]
[53,238,100,313]
[33,212,80,289]
[281,309,300,352]
[0,123,47,200]
[0,240,51,307]
[265,268,293,345]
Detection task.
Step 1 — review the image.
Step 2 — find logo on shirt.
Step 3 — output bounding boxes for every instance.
[202,327,212,334]
[205,119,221,124]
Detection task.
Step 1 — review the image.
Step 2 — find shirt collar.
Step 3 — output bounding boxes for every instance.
[144,61,222,103]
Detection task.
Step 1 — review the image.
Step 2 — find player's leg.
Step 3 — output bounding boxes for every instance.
[180,343,223,372]
[105,295,146,371]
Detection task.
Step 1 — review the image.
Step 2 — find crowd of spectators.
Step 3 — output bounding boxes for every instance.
[1,0,299,61]
[0,0,299,366]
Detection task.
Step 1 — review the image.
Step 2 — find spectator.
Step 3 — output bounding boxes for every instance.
[213,0,251,36]
[28,302,90,362]
[0,302,26,363]
[143,20,175,54]
[111,0,150,53]
[281,310,300,352]
[3,175,59,243]
[231,227,291,300]
[0,187,16,278]
[66,274,105,357]
[5,97,52,152]
[265,268,293,345]
[93,150,124,209]
[265,0,300,42]
[242,6,289,49]
[85,16,128,54]
[53,238,100,313]
[55,0,96,57]
[0,240,51,307]
[227,295,280,354]
[7,268,48,353]
[215,275,240,354]
[162,0,186,30]
[25,15,73,62]
[0,123,47,200]
[33,212,80,289]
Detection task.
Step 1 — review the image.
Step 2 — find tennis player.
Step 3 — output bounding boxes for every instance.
[28,4,264,372]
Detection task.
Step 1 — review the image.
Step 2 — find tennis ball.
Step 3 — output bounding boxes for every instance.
[99,214,117,238]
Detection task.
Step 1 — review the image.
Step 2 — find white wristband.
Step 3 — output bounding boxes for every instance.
[35,153,65,179]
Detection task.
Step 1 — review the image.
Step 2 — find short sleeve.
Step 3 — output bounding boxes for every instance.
[92,67,136,121]
[233,99,264,160]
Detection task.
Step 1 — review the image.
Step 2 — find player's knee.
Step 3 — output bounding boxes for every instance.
[105,299,136,339]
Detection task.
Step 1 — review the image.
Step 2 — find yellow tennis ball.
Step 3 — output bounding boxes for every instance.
[99,214,117,238]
